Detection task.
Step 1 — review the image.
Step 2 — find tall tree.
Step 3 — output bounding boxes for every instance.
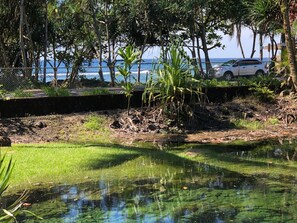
[280,0,297,90]
[181,0,245,74]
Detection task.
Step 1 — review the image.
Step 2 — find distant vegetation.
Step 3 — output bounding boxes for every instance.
[0,0,296,90]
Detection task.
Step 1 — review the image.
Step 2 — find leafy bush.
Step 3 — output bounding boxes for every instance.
[42,86,70,97]
[0,85,7,99]
[12,89,33,98]
[143,41,202,121]
[249,85,276,103]
[202,78,232,87]
[82,88,113,96]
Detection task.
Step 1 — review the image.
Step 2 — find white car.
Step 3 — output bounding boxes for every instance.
[208,59,267,80]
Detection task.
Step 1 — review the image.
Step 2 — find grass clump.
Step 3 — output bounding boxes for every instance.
[232,119,263,130]
[82,88,113,96]
[266,117,280,125]
[42,86,70,97]
[12,88,33,98]
[84,115,109,132]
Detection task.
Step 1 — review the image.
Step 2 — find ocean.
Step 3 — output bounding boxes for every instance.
[42,58,269,83]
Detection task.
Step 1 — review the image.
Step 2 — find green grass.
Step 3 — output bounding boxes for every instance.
[12,88,33,98]
[2,142,185,193]
[84,115,110,132]
[3,143,139,191]
[232,117,280,130]
[179,142,297,182]
[42,86,70,97]
[3,139,297,196]
[231,119,263,130]
[82,88,113,96]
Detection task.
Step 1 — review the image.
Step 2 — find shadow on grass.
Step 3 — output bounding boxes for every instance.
[10,139,294,221]
[81,142,197,170]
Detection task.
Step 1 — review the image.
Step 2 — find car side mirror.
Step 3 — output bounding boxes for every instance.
[232,64,238,67]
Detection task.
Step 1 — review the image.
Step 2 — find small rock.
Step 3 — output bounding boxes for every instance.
[110,120,121,129]
[147,124,158,131]
[35,121,47,128]
[0,137,11,147]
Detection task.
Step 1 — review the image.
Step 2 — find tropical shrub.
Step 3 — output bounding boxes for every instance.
[82,88,113,96]
[12,89,33,98]
[117,45,141,112]
[0,85,7,99]
[143,41,202,122]
[42,86,70,97]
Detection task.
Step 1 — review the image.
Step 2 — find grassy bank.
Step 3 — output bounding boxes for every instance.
[2,140,297,193]
[2,142,183,192]
[3,143,138,191]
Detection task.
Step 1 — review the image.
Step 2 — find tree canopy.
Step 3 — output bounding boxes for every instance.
[0,0,296,87]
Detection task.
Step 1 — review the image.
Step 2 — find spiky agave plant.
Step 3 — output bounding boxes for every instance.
[143,41,203,123]
[0,154,39,222]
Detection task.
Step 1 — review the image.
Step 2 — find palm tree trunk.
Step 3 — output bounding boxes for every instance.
[236,24,245,58]
[281,0,297,90]
[250,28,257,58]
[259,33,264,61]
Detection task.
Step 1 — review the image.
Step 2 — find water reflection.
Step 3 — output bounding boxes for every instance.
[15,153,297,223]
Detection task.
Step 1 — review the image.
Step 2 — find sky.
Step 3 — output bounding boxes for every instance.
[143,27,277,59]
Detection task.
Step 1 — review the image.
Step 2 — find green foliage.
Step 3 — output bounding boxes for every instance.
[237,75,279,102]
[117,45,141,112]
[84,115,109,133]
[266,117,279,125]
[82,88,113,96]
[232,116,279,130]
[42,86,70,97]
[232,119,263,130]
[0,153,35,222]
[249,85,275,102]
[143,41,202,121]
[0,85,7,99]
[12,89,33,98]
[202,78,232,87]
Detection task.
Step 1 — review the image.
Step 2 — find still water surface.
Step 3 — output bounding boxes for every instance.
[15,144,297,222]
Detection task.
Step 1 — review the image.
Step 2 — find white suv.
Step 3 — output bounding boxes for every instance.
[208,59,267,80]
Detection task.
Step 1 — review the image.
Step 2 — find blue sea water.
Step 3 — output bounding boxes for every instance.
[42,58,269,83]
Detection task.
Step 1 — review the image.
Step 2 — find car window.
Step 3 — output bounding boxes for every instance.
[238,61,248,66]
[239,60,261,66]
[221,60,236,66]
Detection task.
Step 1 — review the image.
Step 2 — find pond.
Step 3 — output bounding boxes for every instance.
[9,142,297,222]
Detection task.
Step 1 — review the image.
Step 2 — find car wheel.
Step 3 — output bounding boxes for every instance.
[255,70,264,76]
[223,72,233,81]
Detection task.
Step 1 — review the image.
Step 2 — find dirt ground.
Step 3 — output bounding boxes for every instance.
[1,95,297,145]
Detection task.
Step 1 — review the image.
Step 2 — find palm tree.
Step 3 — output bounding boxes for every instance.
[249,0,282,60]
[280,0,297,90]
